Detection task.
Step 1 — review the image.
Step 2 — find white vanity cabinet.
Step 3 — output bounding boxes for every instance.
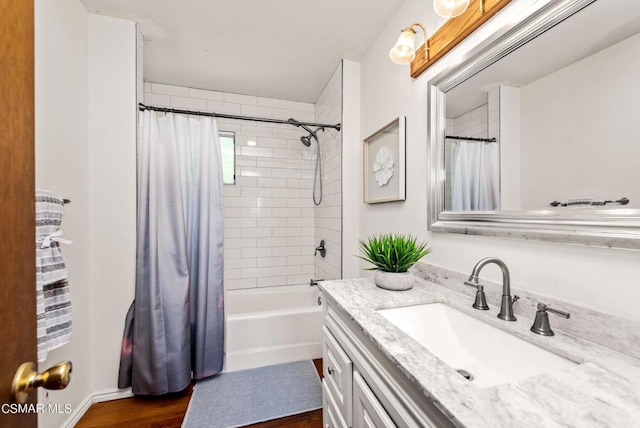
[323,325,352,427]
[353,370,396,428]
[321,298,455,428]
[323,380,349,428]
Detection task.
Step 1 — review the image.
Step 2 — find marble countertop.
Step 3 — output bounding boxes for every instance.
[318,276,640,427]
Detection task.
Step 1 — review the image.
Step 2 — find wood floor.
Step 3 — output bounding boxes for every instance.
[76,359,323,428]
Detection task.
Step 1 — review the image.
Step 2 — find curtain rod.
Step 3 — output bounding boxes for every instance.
[445,135,497,143]
[138,103,341,131]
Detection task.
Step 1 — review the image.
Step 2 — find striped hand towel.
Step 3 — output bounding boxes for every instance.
[36,189,72,362]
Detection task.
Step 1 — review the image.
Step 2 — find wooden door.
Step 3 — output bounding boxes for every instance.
[0,0,38,427]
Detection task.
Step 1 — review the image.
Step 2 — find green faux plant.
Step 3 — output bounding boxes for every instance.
[358,233,431,273]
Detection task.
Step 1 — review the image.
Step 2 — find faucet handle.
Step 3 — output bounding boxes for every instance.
[463,279,489,310]
[314,240,326,258]
[531,302,570,336]
[538,303,570,319]
[463,280,476,288]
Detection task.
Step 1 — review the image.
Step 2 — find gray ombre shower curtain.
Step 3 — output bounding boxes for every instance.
[118,110,224,395]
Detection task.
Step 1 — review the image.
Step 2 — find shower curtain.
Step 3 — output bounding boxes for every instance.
[118,110,224,395]
[451,141,500,211]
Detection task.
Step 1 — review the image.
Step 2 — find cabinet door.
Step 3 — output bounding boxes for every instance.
[353,371,397,428]
[323,326,353,426]
[323,380,349,428]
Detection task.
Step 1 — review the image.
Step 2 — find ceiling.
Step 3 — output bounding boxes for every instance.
[81,0,404,103]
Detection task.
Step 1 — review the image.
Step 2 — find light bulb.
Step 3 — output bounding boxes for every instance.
[433,0,470,19]
[389,28,417,65]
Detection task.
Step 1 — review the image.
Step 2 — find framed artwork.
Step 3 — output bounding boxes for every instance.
[363,116,406,203]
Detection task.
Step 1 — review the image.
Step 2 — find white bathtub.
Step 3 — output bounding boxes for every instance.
[224,284,324,372]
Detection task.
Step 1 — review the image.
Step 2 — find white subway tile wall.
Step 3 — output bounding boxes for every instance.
[451,104,489,138]
[144,83,317,290]
[314,64,343,281]
[488,87,500,138]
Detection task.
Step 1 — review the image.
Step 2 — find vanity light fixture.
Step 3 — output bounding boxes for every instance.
[389,23,427,65]
[433,0,470,19]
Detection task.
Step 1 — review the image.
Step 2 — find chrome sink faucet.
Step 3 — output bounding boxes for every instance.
[464,257,519,321]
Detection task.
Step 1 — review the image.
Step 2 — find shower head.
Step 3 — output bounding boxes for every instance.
[285,118,325,205]
[300,127,325,147]
[287,118,324,147]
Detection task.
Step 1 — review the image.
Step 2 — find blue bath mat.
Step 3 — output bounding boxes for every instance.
[182,360,322,428]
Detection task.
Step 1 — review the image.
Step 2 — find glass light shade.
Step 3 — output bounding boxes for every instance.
[389,29,417,64]
[433,0,470,18]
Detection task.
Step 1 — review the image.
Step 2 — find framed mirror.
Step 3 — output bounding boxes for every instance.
[427,0,640,249]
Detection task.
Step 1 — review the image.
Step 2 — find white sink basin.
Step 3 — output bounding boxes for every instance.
[378,303,576,388]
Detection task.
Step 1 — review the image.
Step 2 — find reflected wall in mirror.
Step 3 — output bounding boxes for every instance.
[428,0,640,248]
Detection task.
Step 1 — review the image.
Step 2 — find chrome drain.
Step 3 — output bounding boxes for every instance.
[456,369,473,381]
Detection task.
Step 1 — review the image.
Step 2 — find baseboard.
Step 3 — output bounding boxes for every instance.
[91,387,134,403]
[60,394,93,428]
[61,387,133,427]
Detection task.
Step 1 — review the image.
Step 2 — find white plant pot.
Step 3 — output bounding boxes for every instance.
[374,270,415,291]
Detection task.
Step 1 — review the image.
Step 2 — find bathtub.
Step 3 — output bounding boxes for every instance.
[224,284,324,372]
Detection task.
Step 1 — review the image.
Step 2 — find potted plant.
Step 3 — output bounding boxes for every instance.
[358,233,431,291]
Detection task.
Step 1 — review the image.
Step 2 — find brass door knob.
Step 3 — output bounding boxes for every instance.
[11,361,72,404]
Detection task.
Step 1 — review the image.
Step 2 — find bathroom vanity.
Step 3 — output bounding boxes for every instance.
[317,0,640,425]
[318,272,640,427]
[321,284,454,427]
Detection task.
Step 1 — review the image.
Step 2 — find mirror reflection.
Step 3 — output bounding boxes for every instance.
[443,1,640,212]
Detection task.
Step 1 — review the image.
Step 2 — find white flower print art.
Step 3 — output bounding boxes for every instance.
[373,145,395,187]
[363,116,405,203]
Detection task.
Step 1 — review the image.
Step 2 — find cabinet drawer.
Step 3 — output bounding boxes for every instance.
[353,370,397,428]
[323,326,353,426]
[323,380,349,428]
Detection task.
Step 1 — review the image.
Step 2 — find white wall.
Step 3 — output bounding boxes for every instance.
[35,2,138,420]
[315,63,343,280]
[144,83,318,289]
[88,14,137,391]
[355,0,640,322]
[35,1,91,426]
[342,60,362,278]
[520,32,640,209]
[355,0,436,277]
[499,86,521,210]
[136,27,144,105]
[342,60,362,279]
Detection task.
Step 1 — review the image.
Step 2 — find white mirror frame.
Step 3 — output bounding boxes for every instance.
[427,0,640,250]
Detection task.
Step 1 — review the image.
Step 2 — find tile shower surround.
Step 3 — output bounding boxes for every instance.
[314,64,342,281]
[145,83,322,290]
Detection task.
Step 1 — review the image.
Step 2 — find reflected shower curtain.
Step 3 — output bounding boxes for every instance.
[451,141,500,211]
[118,110,224,395]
